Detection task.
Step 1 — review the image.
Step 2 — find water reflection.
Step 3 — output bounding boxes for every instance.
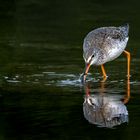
[83,80,130,128]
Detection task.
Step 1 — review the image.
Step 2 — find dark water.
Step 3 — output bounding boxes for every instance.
[0,0,140,139]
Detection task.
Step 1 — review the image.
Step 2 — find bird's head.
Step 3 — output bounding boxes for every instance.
[83,47,100,65]
[83,52,98,66]
[80,48,100,83]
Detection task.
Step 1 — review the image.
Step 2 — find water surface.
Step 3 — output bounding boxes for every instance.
[0,0,140,140]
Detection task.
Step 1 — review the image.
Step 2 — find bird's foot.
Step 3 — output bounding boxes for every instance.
[101,76,108,82]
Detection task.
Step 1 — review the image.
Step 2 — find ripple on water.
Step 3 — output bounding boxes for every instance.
[6,80,21,83]
[43,72,81,86]
[4,76,21,84]
[45,73,77,78]
[31,72,101,87]
[3,71,136,88]
[55,75,101,87]
[130,81,140,86]
[57,79,81,87]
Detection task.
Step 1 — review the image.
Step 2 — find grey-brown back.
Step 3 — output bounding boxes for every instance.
[83,24,129,65]
[83,24,129,53]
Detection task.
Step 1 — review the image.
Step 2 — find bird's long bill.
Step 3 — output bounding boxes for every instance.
[84,63,91,75]
[81,63,91,83]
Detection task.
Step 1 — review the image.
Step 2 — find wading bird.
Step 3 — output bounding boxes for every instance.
[81,24,130,82]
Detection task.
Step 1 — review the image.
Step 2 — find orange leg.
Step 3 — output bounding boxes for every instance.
[123,78,130,104]
[123,50,131,78]
[101,64,107,82]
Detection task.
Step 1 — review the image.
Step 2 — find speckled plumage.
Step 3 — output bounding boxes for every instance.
[83,94,128,128]
[83,24,129,65]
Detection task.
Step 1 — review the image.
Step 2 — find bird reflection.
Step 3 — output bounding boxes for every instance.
[83,79,130,128]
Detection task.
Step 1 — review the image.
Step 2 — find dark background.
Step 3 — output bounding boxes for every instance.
[1,0,140,45]
[0,0,140,140]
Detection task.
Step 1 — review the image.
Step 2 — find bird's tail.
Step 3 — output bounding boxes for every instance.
[119,23,129,37]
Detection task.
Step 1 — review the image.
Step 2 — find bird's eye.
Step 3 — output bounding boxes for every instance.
[91,54,94,58]
[89,99,95,106]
